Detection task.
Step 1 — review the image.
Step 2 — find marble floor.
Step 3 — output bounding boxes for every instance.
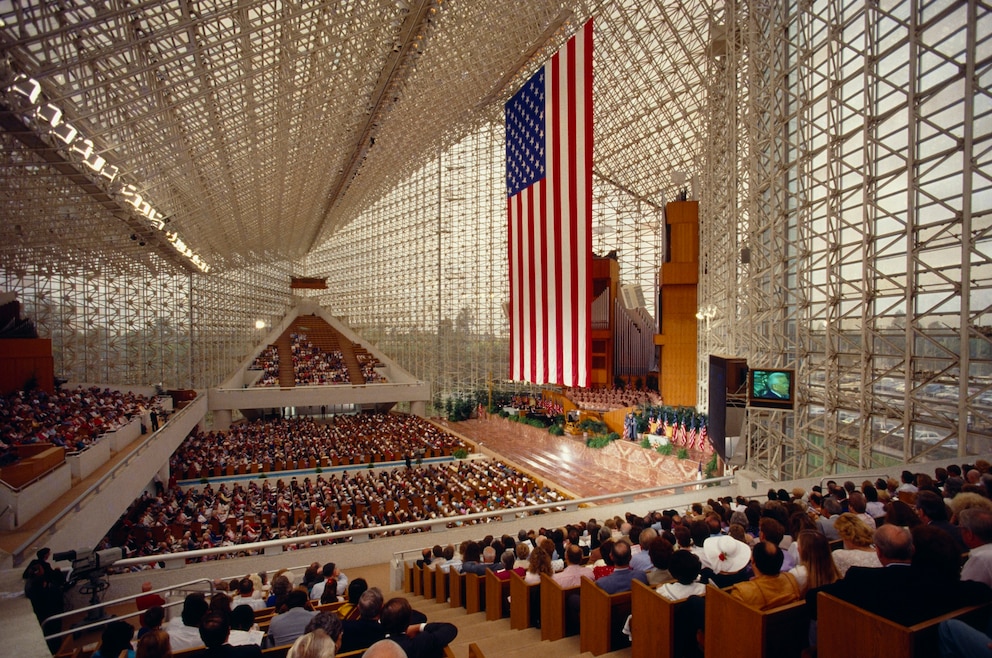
[443,417,703,500]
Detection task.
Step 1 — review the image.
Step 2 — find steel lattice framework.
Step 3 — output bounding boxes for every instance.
[0,0,989,474]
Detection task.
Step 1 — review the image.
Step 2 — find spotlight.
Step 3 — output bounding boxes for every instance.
[138,240,146,246]
[130,234,137,241]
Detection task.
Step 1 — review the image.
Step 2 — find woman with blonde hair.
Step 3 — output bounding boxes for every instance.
[523,545,554,584]
[135,629,171,658]
[287,629,337,658]
[789,530,840,594]
[832,512,881,576]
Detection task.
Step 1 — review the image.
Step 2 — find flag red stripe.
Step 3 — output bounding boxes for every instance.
[566,33,579,385]
[507,19,592,388]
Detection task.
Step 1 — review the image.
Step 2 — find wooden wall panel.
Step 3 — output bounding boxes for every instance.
[656,201,698,407]
[0,339,54,395]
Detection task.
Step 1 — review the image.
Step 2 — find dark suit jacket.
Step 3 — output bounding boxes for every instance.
[461,561,497,575]
[339,619,385,654]
[808,563,992,625]
[187,644,262,658]
[387,621,458,658]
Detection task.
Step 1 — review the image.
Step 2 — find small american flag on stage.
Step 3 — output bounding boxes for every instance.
[506,19,593,387]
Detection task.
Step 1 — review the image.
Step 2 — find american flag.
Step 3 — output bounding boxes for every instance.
[506,20,593,387]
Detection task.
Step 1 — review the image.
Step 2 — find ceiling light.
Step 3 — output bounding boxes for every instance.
[83,152,106,172]
[52,122,78,145]
[9,76,41,104]
[35,103,63,127]
[70,137,94,159]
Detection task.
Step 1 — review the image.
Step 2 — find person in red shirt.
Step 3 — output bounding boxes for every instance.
[136,581,166,626]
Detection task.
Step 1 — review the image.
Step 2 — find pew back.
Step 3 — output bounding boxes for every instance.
[703,583,808,658]
[449,570,466,609]
[578,577,632,656]
[509,572,540,630]
[485,570,510,621]
[817,592,992,658]
[435,564,449,604]
[464,572,486,614]
[631,579,687,658]
[540,573,579,642]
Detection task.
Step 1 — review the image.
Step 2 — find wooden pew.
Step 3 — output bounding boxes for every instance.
[509,572,541,630]
[485,570,511,621]
[403,562,413,593]
[423,563,436,599]
[631,579,693,658]
[817,592,992,658]
[412,563,424,596]
[449,570,466,609]
[467,643,487,658]
[435,565,449,604]
[579,577,632,656]
[540,573,579,641]
[464,572,486,614]
[703,583,808,658]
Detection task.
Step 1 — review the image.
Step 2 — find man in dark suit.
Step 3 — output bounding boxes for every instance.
[380,597,457,658]
[809,524,991,626]
[340,587,428,654]
[190,612,262,658]
[595,540,649,594]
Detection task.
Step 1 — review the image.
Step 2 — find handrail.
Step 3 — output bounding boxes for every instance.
[112,475,735,570]
[213,381,428,392]
[12,394,204,564]
[42,577,216,642]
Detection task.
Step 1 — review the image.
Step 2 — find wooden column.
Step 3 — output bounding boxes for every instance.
[655,200,698,406]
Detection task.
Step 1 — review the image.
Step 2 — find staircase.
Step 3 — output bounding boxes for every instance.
[275,332,294,387]
[390,584,632,658]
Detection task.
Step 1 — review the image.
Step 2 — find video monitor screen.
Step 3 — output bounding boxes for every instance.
[748,368,795,410]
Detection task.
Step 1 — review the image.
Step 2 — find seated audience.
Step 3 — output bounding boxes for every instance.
[166,593,209,651]
[524,545,554,584]
[229,605,265,647]
[136,629,172,658]
[266,590,316,647]
[700,535,752,588]
[286,630,336,658]
[554,544,593,587]
[809,523,992,625]
[788,529,839,595]
[93,620,136,658]
[379,597,457,658]
[832,513,882,577]
[656,550,706,601]
[596,540,648,594]
[728,541,801,610]
[192,612,262,658]
[961,508,992,587]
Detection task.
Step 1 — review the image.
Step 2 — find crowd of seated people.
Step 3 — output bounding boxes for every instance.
[101,453,568,562]
[566,386,661,412]
[410,460,992,657]
[291,332,349,385]
[125,557,456,657]
[0,386,157,465]
[356,352,386,383]
[249,345,280,387]
[57,459,992,658]
[169,413,466,477]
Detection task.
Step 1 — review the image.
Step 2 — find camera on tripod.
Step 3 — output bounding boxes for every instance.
[53,547,125,624]
[53,547,124,585]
